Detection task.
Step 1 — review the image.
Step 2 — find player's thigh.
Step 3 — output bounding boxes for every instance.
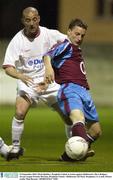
[15,96,31,119]
[69,109,85,123]
[58,83,84,116]
[83,91,98,121]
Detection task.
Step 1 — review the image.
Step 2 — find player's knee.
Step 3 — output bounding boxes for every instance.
[93,128,102,140]
[94,123,102,138]
[96,128,102,138]
[15,111,25,120]
[69,109,85,123]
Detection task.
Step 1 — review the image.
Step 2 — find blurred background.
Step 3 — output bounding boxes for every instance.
[0,0,113,106]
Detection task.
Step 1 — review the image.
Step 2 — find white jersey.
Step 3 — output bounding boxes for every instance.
[3,26,66,82]
[3,26,67,105]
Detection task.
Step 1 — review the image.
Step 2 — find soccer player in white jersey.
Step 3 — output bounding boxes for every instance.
[3,7,72,160]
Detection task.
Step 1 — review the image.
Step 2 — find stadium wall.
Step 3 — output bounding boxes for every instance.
[59,0,113,43]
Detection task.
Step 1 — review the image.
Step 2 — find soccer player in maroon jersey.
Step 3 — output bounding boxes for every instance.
[43,18,102,161]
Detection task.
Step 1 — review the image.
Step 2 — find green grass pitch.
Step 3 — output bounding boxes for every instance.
[0,105,113,172]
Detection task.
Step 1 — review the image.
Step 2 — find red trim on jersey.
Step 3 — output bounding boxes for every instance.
[2,65,15,69]
[23,27,40,39]
[35,27,40,37]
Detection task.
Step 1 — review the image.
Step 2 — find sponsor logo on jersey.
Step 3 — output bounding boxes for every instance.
[28,59,43,66]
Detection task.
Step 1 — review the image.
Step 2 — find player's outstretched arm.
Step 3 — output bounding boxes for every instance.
[4,66,34,87]
[43,55,55,84]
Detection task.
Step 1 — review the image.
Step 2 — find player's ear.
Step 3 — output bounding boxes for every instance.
[67,29,71,36]
[37,15,40,23]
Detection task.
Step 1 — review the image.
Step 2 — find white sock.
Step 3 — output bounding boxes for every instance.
[0,137,9,157]
[65,124,72,139]
[12,117,24,147]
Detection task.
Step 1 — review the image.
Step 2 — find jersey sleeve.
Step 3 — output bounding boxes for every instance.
[46,40,69,57]
[2,35,20,68]
[46,28,67,49]
[45,40,72,68]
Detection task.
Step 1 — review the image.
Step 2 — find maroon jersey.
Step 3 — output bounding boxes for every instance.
[46,39,89,89]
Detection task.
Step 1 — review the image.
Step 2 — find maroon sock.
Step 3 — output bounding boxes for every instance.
[87,134,97,148]
[72,122,90,143]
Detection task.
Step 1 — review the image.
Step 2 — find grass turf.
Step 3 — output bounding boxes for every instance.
[0,105,113,172]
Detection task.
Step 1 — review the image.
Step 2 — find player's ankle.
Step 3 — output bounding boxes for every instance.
[12,140,20,147]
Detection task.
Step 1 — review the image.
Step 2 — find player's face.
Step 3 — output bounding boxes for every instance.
[67,26,86,46]
[22,11,40,37]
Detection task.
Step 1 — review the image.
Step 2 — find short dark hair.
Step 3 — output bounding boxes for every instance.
[68,18,88,30]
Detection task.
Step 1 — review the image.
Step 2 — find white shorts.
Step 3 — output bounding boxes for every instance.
[17,79,60,106]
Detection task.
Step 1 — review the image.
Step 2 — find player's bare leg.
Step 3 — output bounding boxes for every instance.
[8,95,31,160]
[52,103,73,139]
[61,122,101,162]
[59,109,97,161]
[86,121,102,140]
[51,105,93,161]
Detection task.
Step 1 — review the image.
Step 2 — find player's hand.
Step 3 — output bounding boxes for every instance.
[34,82,49,93]
[44,67,55,84]
[18,74,34,87]
[4,67,34,87]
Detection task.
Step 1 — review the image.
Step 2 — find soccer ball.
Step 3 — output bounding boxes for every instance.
[65,136,88,160]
